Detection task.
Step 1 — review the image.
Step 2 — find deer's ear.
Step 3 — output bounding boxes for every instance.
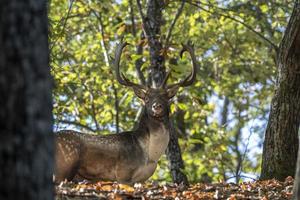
[167,86,179,99]
[132,87,147,99]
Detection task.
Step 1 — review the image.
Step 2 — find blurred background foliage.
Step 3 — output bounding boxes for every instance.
[49,0,293,183]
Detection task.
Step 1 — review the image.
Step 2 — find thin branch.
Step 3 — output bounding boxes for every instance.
[136,0,149,38]
[92,10,120,133]
[57,119,96,132]
[50,13,92,24]
[60,52,101,132]
[186,0,279,52]
[95,12,110,66]
[63,0,75,30]
[66,55,100,132]
[129,0,137,36]
[136,0,146,24]
[129,0,146,85]
[165,0,186,48]
[112,85,120,133]
[226,174,258,181]
[50,0,75,51]
[89,81,101,131]
[80,82,101,131]
[135,33,146,85]
[234,126,243,183]
[238,117,255,179]
[220,96,229,127]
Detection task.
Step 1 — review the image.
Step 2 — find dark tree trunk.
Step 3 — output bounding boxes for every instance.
[0,1,54,199]
[143,0,189,185]
[166,121,189,185]
[261,0,300,181]
[145,0,166,87]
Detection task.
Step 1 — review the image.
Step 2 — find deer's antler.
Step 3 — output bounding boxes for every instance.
[114,42,147,90]
[161,42,198,89]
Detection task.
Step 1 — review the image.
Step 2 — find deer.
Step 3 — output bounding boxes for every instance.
[54,42,197,185]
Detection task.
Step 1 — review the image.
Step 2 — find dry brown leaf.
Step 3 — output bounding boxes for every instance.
[118,184,135,193]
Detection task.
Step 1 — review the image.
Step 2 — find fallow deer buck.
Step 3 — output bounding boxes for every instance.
[54,42,197,185]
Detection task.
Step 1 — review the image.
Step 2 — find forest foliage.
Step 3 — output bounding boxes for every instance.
[49,0,293,183]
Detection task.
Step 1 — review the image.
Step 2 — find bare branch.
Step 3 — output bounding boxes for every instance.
[80,81,101,132]
[186,0,279,52]
[113,86,120,133]
[136,0,149,38]
[50,0,75,50]
[226,174,258,181]
[94,12,110,66]
[92,10,121,133]
[165,0,186,48]
[239,117,255,179]
[129,0,137,36]
[89,81,101,131]
[135,34,146,85]
[129,1,146,85]
[57,119,96,132]
[136,0,146,25]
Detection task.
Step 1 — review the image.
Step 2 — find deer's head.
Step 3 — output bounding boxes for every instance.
[114,42,198,119]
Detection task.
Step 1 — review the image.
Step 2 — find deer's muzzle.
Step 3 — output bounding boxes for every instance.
[151,102,163,115]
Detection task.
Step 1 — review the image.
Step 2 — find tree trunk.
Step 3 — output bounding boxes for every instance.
[144,0,188,185]
[145,0,166,87]
[261,0,300,181]
[0,1,54,199]
[293,141,300,200]
[166,121,189,185]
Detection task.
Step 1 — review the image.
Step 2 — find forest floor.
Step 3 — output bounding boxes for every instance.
[55,176,294,200]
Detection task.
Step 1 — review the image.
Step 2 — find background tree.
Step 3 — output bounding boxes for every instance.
[289,1,300,199]
[136,0,189,185]
[49,0,293,183]
[261,0,300,181]
[0,0,54,199]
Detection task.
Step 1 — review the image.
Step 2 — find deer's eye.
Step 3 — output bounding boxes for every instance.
[144,97,149,103]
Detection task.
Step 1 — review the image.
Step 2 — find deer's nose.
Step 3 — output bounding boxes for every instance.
[152,102,162,111]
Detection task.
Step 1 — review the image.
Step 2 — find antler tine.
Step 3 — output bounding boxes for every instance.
[167,42,198,89]
[160,70,171,88]
[114,42,147,89]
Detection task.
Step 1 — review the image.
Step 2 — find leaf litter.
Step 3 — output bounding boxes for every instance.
[55,176,294,200]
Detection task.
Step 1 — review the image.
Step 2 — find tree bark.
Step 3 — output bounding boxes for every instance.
[143,0,189,185]
[0,1,54,199]
[145,0,166,87]
[220,97,229,126]
[261,0,300,181]
[293,141,300,200]
[166,121,189,185]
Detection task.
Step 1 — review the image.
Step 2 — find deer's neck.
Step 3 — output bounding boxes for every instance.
[136,110,170,162]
